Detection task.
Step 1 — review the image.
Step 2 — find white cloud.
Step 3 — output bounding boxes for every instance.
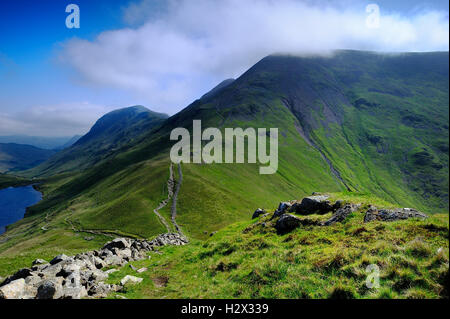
[60,0,449,115]
[0,102,113,137]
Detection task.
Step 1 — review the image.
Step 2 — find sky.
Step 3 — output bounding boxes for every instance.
[0,0,448,137]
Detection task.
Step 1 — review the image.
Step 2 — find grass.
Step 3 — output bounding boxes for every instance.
[102,193,448,299]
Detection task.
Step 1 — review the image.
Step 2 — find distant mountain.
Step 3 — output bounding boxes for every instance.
[0,143,56,172]
[26,106,169,175]
[0,135,79,150]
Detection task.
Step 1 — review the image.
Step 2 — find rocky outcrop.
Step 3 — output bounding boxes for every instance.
[290,195,334,215]
[322,203,361,226]
[364,207,428,223]
[0,233,188,299]
[262,194,429,234]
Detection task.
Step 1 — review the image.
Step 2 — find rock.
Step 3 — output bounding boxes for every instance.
[84,236,94,241]
[322,203,360,226]
[272,202,292,218]
[32,259,47,266]
[104,269,118,275]
[25,274,43,287]
[120,275,143,286]
[333,200,344,211]
[62,286,87,299]
[50,254,71,265]
[275,214,301,233]
[136,267,148,273]
[103,255,125,267]
[102,238,130,251]
[117,248,132,261]
[0,268,33,287]
[364,207,428,222]
[39,263,63,279]
[36,280,63,299]
[290,195,333,215]
[0,279,27,299]
[80,269,108,286]
[88,282,119,298]
[129,264,137,271]
[210,231,217,237]
[252,208,266,219]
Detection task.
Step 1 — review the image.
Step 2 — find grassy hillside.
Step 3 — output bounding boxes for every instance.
[0,51,448,284]
[99,193,447,299]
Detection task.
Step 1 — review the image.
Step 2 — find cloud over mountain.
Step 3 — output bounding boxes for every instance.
[60,0,449,114]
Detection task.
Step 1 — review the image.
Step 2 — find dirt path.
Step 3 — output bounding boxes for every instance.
[171,163,184,236]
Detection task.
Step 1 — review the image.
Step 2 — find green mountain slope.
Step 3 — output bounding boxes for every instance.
[0,143,56,172]
[0,51,448,278]
[25,106,169,176]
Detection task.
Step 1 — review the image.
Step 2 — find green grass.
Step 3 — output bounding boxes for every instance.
[104,193,448,299]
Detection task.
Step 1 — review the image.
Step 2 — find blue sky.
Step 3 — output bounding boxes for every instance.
[0,0,448,136]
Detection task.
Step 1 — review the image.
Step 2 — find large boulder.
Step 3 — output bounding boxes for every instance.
[36,280,63,299]
[364,207,428,223]
[275,214,301,233]
[0,279,34,299]
[0,268,32,286]
[290,195,333,215]
[322,203,361,226]
[50,254,72,265]
[102,238,131,251]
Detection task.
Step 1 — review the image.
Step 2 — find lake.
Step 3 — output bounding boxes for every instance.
[0,185,42,235]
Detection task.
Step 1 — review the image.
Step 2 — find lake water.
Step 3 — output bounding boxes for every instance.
[0,185,42,235]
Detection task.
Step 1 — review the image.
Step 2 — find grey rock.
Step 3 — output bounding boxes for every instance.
[322,203,360,226]
[0,279,28,299]
[290,195,333,215]
[120,275,143,286]
[62,286,87,299]
[136,267,148,273]
[364,207,428,223]
[88,282,119,298]
[50,254,71,265]
[103,255,125,266]
[272,202,292,218]
[252,208,266,219]
[36,280,63,299]
[275,214,301,233]
[31,259,47,266]
[102,238,130,251]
